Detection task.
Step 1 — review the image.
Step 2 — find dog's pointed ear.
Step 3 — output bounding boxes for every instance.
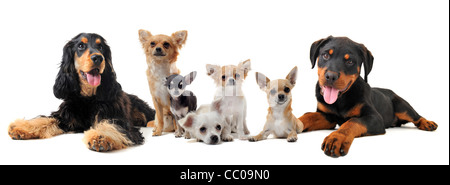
[139,29,152,45]
[310,36,333,69]
[171,30,188,48]
[184,71,197,85]
[238,59,251,79]
[358,43,374,83]
[180,113,195,129]
[286,66,298,86]
[211,97,223,114]
[53,39,80,100]
[206,64,220,76]
[256,72,270,90]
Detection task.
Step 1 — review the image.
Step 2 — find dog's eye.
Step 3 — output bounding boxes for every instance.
[222,75,226,81]
[97,45,103,51]
[178,82,183,89]
[270,89,277,95]
[284,87,290,93]
[78,43,86,50]
[235,73,240,79]
[346,60,354,66]
[150,42,156,47]
[163,42,170,49]
[200,127,206,133]
[323,53,330,60]
[216,125,221,131]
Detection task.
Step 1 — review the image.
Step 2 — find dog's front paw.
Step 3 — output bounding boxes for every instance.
[8,119,37,140]
[152,130,162,136]
[321,132,354,157]
[248,136,259,142]
[221,134,234,142]
[85,135,114,152]
[174,130,184,138]
[287,135,298,142]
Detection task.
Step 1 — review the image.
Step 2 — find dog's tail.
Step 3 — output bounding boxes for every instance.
[127,93,156,127]
[146,120,155,127]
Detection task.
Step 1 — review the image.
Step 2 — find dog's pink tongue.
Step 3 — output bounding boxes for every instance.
[86,73,101,86]
[323,86,339,104]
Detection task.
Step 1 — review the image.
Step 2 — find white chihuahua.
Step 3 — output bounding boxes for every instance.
[206,59,251,140]
[179,99,226,144]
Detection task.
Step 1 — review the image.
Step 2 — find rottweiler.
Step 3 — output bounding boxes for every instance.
[299,36,438,157]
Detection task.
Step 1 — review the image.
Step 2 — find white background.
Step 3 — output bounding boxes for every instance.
[0,0,448,165]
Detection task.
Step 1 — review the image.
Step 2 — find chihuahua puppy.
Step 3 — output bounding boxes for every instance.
[206,59,251,140]
[249,66,304,142]
[179,99,226,144]
[165,71,197,137]
[139,29,187,136]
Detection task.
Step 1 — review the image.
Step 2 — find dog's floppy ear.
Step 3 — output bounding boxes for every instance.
[255,72,270,90]
[171,30,188,48]
[184,71,197,85]
[238,59,251,79]
[95,39,122,101]
[138,29,152,45]
[310,36,333,69]
[180,112,196,130]
[358,43,374,83]
[285,66,298,87]
[53,38,80,100]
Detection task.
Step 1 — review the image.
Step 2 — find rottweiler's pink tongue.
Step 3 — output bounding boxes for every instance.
[323,86,339,104]
[86,73,101,86]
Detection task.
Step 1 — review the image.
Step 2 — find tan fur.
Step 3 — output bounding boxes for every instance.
[74,49,106,97]
[83,120,133,151]
[395,112,437,131]
[139,29,187,136]
[8,117,63,139]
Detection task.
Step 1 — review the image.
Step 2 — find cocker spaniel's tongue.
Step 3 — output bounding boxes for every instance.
[323,86,339,104]
[86,73,101,86]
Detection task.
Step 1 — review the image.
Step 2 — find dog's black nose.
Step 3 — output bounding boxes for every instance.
[91,55,104,65]
[210,135,219,144]
[278,94,285,101]
[325,71,339,84]
[228,79,235,85]
[155,47,162,52]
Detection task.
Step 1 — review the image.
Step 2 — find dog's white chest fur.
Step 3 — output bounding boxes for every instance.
[270,108,290,138]
[147,61,178,105]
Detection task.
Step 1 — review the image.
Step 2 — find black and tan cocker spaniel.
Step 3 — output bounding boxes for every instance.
[8,33,155,152]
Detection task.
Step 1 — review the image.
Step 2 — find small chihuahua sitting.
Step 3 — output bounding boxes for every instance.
[206,59,251,140]
[249,66,304,142]
[139,29,187,136]
[178,99,226,145]
[165,71,198,137]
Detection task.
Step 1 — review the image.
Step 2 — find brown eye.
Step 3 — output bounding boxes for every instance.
[346,60,354,66]
[323,53,330,60]
[270,89,277,95]
[78,43,86,50]
[163,42,170,49]
[150,42,156,47]
[284,87,290,93]
[222,75,226,81]
[200,127,206,133]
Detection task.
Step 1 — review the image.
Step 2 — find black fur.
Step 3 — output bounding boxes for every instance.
[303,36,437,157]
[50,33,155,145]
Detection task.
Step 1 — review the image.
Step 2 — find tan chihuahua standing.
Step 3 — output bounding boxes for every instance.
[139,29,187,136]
[249,66,304,142]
